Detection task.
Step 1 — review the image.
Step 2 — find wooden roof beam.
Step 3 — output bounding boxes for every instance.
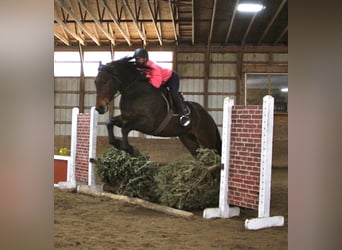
[54,17,85,45]
[225,0,239,44]
[55,0,100,45]
[54,32,70,46]
[274,25,288,44]
[258,0,287,44]
[241,12,257,47]
[168,0,178,45]
[100,0,131,46]
[208,0,217,46]
[78,0,115,45]
[145,0,162,45]
[122,0,146,45]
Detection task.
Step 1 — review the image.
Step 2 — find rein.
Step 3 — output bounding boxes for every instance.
[100,64,141,100]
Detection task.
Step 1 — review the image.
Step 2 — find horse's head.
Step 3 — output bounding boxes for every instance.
[94,62,118,114]
[94,57,142,114]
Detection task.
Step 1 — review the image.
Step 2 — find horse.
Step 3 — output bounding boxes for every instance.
[94,57,221,156]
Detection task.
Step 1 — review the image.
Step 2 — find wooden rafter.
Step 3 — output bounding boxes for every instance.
[55,17,85,45]
[207,0,217,45]
[54,32,70,46]
[168,0,178,45]
[225,0,239,44]
[54,7,70,46]
[274,25,288,44]
[78,0,115,45]
[100,0,132,46]
[258,0,287,44]
[55,0,100,45]
[241,12,258,46]
[145,0,162,45]
[53,0,288,48]
[122,0,146,45]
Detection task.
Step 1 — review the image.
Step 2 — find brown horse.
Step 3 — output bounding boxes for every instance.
[94,57,221,156]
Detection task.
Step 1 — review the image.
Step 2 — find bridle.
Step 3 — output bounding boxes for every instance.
[98,63,142,101]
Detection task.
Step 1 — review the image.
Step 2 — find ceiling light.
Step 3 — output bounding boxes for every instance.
[281,88,288,93]
[237,3,265,13]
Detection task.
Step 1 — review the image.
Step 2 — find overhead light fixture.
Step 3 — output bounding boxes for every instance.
[237,2,265,13]
[281,88,288,93]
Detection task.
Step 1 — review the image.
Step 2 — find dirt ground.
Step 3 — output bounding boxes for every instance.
[54,138,288,249]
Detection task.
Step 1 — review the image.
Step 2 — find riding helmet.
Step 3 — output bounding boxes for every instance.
[133,48,149,60]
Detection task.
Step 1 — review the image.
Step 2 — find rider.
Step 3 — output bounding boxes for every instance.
[133,48,191,127]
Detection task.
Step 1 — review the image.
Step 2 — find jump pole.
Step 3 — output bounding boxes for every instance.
[203,95,284,230]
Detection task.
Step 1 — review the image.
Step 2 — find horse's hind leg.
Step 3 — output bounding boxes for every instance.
[179,134,199,156]
[106,115,122,148]
[120,125,139,155]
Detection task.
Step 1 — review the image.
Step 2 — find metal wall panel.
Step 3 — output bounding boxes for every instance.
[180,79,204,92]
[272,53,288,63]
[55,78,80,91]
[210,53,237,61]
[209,63,236,77]
[208,79,236,93]
[54,78,79,137]
[243,53,269,62]
[177,63,205,77]
[177,52,205,61]
[85,78,96,91]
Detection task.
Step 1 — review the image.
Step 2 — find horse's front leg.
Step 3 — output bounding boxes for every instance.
[120,125,139,155]
[106,115,123,148]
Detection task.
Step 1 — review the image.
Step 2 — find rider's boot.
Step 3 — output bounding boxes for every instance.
[175,100,191,127]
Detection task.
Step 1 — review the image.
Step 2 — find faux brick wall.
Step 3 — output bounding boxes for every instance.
[75,114,91,182]
[228,105,262,210]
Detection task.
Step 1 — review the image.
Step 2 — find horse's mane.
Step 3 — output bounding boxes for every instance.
[105,56,152,73]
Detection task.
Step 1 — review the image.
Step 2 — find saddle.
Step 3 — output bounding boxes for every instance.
[159,85,190,115]
[152,86,191,134]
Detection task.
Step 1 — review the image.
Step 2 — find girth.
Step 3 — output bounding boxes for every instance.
[152,88,191,134]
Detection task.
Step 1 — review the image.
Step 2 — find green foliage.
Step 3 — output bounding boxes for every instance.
[96,147,221,211]
[96,148,160,202]
[155,149,221,210]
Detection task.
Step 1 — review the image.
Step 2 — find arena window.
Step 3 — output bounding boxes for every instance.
[54,52,81,77]
[54,51,173,77]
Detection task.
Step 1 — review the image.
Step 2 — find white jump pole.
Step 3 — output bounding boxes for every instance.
[88,106,98,186]
[55,107,79,189]
[203,97,240,219]
[244,95,284,230]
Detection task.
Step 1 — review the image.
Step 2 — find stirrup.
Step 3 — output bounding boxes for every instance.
[179,115,191,127]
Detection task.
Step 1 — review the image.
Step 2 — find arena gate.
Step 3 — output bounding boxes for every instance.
[54,106,98,188]
[203,95,284,230]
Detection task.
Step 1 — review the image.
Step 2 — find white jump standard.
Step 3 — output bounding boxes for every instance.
[203,95,284,230]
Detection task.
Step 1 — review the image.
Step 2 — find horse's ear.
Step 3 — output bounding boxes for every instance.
[98,61,104,71]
